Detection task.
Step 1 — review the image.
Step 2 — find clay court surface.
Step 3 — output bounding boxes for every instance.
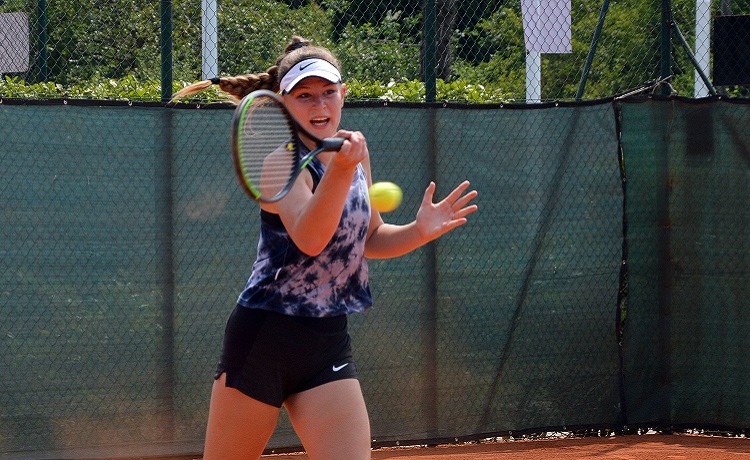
[262,434,750,459]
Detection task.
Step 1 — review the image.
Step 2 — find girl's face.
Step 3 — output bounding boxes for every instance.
[282,77,346,144]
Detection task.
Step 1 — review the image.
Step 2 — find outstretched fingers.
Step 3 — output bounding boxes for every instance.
[443,180,472,204]
[449,183,478,218]
[416,180,478,242]
[421,181,437,207]
[441,181,478,221]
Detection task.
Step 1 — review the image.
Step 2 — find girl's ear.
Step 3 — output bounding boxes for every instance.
[340,83,347,105]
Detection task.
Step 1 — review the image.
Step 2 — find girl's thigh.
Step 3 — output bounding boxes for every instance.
[203,373,281,460]
[284,378,371,460]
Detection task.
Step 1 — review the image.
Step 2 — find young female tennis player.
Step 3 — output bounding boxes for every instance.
[175,36,478,460]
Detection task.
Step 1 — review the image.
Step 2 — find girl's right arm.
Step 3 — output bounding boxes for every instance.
[262,131,368,256]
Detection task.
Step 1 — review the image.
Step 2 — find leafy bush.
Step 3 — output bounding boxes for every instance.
[333,10,422,82]
[1,74,512,103]
[0,75,209,101]
[4,0,741,101]
[451,7,526,97]
[1,0,514,102]
[44,0,162,84]
[215,1,333,77]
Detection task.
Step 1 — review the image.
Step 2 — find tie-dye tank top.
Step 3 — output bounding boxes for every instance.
[237,157,373,317]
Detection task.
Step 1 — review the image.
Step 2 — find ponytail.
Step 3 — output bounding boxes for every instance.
[171,35,338,103]
[171,67,278,103]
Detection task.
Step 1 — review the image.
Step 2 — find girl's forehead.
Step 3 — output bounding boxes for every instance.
[288,77,339,91]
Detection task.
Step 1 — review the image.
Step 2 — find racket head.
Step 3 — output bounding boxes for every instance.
[231,90,301,202]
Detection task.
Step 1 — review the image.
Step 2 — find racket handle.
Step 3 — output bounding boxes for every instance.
[320,137,345,152]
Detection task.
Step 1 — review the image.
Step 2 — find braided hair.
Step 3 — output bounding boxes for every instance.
[171,36,342,102]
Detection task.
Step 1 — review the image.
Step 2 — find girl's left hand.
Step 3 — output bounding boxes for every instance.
[415,181,478,242]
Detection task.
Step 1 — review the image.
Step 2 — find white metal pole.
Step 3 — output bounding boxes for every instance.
[694,0,711,97]
[525,0,542,103]
[526,51,542,103]
[201,0,218,80]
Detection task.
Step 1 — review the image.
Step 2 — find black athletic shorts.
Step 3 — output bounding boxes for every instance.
[215,305,359,408]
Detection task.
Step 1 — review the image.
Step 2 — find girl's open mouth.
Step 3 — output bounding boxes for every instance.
[309,117,330,128]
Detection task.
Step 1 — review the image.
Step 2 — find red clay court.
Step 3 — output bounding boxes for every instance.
[261,434,750,459]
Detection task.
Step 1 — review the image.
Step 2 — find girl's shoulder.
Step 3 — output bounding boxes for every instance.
[306,158,324,190]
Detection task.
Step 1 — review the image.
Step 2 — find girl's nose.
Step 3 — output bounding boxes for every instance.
[311,94,328,107]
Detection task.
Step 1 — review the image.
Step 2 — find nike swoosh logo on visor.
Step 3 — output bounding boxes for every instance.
[300,62,314,71]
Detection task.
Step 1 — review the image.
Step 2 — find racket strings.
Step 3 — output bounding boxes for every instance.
[239,100,298,199]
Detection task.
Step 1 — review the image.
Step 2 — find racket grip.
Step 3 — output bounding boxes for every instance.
[320,137,345,152]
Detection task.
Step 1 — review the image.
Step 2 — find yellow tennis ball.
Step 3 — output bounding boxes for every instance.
[369,181,403,213]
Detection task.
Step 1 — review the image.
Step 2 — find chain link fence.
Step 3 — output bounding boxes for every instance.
[0,96,629,459]
[1,1,749,459]
[1,0,749,102]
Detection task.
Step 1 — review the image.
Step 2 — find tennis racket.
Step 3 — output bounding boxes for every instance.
[231,89,345,202]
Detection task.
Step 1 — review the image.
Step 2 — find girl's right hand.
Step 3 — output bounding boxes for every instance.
[331,130,368,169]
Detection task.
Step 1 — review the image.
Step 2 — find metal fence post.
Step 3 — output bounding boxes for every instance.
[34,0,48,82]
[424,0,437,103]
[160,0,173,102]
[576,0,611,100]
[660,0,672,95]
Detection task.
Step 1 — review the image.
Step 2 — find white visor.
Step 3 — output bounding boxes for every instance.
[279,58,342,94]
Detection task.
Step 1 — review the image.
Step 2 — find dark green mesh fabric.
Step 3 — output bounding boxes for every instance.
[1,98,748,458]
[619,98,750,430]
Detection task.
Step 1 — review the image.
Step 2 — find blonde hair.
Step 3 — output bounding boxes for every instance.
[172,36,341,102]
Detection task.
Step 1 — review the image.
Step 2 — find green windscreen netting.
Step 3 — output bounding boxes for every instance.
[619,98,750,430]
[1,98,748,459]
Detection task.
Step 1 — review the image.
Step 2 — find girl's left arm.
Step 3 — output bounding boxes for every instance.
[364,179,478,259]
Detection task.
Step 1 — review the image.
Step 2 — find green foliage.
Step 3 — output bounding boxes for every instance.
[1,0,515,102]
[450,0,659,100]
[437,78,513,103]
[44,0,162,84]
[2,74,512,103]
[216,1,333,77]
[4,0,744,102]
[344,78,511,102]
[451,7,526,97]
[0,75,196,101]
[333,11,422,82]
[0,76,64,99]
[586,0,660,96]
